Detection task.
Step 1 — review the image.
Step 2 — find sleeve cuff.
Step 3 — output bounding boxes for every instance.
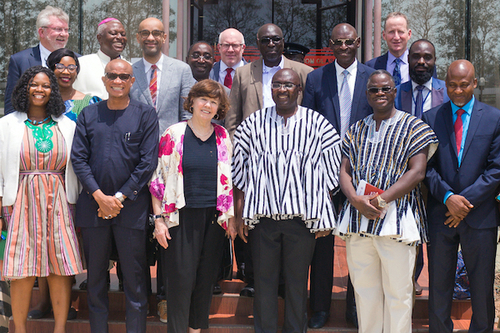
[444,191,454,204]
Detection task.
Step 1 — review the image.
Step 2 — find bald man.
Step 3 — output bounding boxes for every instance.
[210,28,247,88]
[424,60,500,333]
[71,59,159,333]
[131,17,195,135]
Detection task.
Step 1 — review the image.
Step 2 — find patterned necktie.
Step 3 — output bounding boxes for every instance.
[150,64,158,108]
[454,109,465,155]
[224,68,233,89]
[393,58,402,86]
[339,70,352,139]
[415,85,425,119]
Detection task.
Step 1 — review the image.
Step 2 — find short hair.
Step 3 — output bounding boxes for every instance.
[187,41,214,56]
[36,6,69,30]
[46,48,80,74]
[383,12,409,30]
[409,39,436,54]
[218,28,245,45]
[367,69,395,88]
[183,80,230,120]
[97,19,121,35]
[12,66,66,117]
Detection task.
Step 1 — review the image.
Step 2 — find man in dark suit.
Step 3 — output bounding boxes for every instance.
[302,22,374,329]
[423,60,500,333]
[5,5,69,114]
[71,59,159,333]
[209,28,247,88]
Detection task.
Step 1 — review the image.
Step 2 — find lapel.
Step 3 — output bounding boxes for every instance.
[441,102,459,157]
[250,59,263,111]
[400,82,413,113]
[376,52,389,70]
[213,61,220,81]
[325,63,341,130]
[133,60,154,105]
[351,65,367,124]
[32,45,42,65]
[157,56,174,110]
[431,79,446,107]
[461,101,483,161]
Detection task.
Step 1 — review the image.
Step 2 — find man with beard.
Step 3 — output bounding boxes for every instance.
[395,39,449,117]
[186,41,215,82]
[131,17,195,136]
[73,18,128,100]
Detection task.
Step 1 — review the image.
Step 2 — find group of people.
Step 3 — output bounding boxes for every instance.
[1,5,499,333]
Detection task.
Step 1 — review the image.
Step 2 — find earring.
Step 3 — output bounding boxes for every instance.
[190,106,194,112]
[213,113,220,120]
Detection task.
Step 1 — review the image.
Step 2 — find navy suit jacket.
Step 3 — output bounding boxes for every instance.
[423,100,500,229]
[395,78,449,115]
[5,45,42,114]
[302,61,375,132]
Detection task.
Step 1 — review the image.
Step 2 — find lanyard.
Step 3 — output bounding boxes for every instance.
[411,88,431,114]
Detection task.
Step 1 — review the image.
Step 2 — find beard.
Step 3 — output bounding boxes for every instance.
[410,67,433,85]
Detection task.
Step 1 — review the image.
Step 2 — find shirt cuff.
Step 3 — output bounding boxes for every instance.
[444,191,454,204]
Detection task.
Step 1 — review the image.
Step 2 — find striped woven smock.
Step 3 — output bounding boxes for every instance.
[2,125,83,279]
[337,110,438,244]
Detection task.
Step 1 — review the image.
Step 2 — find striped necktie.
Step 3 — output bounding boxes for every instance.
[150,64,158,108]
[339,70,352,139]
[393,58,402,86]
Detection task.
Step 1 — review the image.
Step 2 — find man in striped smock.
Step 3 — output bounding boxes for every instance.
[232,68,342,333]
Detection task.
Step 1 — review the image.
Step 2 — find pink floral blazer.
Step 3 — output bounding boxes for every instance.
[149,121,234,229]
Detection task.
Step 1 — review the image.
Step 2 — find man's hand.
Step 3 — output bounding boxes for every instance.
[315,230,331,239]
[93,189,123,219]
[154,219,171,249]
[226,217,238,240]
[444,211,462,228]
[445,195,473,221]
[351,193,382,220]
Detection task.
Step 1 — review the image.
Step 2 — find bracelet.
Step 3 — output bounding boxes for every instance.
[152,214,164,220]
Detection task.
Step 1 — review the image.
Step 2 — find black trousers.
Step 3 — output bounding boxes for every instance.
[428,221,497,333]
[251,217,316,333]
[81,225,148,333]
[163,207,226,333]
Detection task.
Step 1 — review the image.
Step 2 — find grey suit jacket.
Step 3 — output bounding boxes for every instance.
[225,57,313,137]
[130,55,196,136]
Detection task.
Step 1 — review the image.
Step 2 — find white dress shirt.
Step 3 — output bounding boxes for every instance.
[219,59,245,85]
[262,56,285,109]
[411,78,433,115]
[39,43,52,68]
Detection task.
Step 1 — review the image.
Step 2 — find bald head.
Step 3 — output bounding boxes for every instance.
[103,59,135,100]
[330,23,360,69]
[136,17,166,62]
[257,24,284,67]
[105,59,133,74]
[139,17,164,31]
[446,60,477,107]
[331,23,358,40]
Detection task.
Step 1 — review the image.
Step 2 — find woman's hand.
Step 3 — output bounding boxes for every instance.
[154,219,171,249]
[315,230,331,239]
[351,193,382,220]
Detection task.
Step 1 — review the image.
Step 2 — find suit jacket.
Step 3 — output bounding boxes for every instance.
[302,61,375,132]
[424,100,500,229]
[130,55,196,136]
[225,57,313,137]
[209,59,248,83]
[395,78,449,115]
[4,45,42,114]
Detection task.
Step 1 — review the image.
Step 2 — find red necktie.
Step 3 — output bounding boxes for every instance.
[149,64,157,108]
[454,109,465,154]
[224,68,233,89]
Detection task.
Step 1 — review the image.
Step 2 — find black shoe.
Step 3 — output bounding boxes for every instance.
[27,307,51,319]
[239,284,255,297]
[308,311,329,329]
[213,283,222,295]
[345,306,358,328]
[278,283,285,299]
[67,307,77,320]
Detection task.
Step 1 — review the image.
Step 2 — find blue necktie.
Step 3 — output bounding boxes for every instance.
[415,85,424,119]
[393,59,402,86]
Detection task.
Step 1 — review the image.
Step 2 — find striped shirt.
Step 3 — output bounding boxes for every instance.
[232,106,342,231]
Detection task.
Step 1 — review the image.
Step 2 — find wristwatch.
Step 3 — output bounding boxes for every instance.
[376,195,387,208]
[114,192,125,203]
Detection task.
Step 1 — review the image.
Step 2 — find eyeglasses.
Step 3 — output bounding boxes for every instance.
[271,82,300,90]
[138,29,164,39]
[330,38,359,46]
[54,63,77,72]
[220,43,243,50]
[367,86,394,94]
[105,73,132,81]
[42,26,70,34]
[259,36,283,45]
[190,53,213,60]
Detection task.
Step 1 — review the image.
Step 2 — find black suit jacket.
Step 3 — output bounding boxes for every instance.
[424,100,500,229]
[302,61,375,132]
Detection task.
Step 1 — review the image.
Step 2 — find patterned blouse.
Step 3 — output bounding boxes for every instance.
[149,121,234,230]
[337,110,438,244]
[64,95,101,122]
[232,106,342,232]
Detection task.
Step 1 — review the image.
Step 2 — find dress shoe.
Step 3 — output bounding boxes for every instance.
[67,307,77,320]
[308,311,329,329]
[213,283,222,295]
[415,281,423,296]
[345,306,358,328]
[27,307,51,319]
[239,284,255,297]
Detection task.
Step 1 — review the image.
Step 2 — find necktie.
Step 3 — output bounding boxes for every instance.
[454,109,465,155]
[224,68,233,89]
[393,58,402,86]
[415,85,425,119]
[339,70,352,139]
[150,64,158,108]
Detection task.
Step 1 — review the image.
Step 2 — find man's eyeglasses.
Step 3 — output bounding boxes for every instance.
[42,26,70,34]
[330,38,359,46]
[138,29,164,39]
[271,82,300,90]
[105,73,132,81]
[219,43,243,50]
[190,53,213,60]
[367,86,394,94]
[259,36,283,45]
[54,63,77,72]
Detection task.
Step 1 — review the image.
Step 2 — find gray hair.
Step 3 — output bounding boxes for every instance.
[97,19,122,35]
[218,28,245,45]
[36,6,69,30]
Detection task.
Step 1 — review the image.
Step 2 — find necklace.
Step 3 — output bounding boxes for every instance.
[25,119,56,153]
[188,119,213,138]
[26,116,50,125]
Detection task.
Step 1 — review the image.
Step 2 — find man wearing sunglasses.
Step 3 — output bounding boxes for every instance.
[73,18,128,100]
[72,59,159,333]
[302,22,375,329]
[130,17,195,136]
[225,23,312,138]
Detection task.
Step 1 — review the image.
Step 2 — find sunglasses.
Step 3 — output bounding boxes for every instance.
[138,29,164,39]
[259,36,283,45]
[105,73,132,81]
[54,63,77,72]
[330,38,359,46]
[367,86,394,94]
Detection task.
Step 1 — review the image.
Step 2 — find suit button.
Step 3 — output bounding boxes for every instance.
[134,190,138,195]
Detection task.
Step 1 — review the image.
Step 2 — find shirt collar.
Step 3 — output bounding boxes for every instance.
[411,78,433,91]
[220,59,244,72]
[262,56,284,74]
[388,49,409,65]
[334,59,358,76]
[38,43,51,67]
[451,95,475,116]
[143,54,164,73]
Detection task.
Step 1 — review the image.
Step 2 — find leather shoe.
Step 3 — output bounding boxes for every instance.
[27,308,51,319]
[308,311,329,328]
[239,284,255,297]
[415,281,423,296]
[67,307,77,320]
[345,306,358,328]
[213,283,222,295]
